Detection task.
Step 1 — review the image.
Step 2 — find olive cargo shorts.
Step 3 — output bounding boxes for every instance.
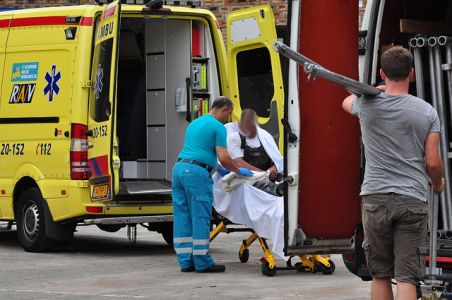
[362,193,429,285]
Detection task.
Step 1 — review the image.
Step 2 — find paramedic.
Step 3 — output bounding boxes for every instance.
[226,109,284,196]
[172,96,253,273]
[342,47,445,300]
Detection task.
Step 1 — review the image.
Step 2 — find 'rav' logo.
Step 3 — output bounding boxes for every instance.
[9,84,36,104]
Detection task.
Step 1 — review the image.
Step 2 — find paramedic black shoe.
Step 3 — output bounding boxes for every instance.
[196,264,226,273]
[181,266,195,272]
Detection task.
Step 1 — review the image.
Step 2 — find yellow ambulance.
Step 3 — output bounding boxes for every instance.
[0,0,284,251]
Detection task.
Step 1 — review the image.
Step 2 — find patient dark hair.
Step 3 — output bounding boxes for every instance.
[211,96,233,110]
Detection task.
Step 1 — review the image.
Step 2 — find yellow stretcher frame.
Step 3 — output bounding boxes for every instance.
[210,219,336,277]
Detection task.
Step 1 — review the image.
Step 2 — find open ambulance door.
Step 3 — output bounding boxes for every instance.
[226,5,285,149]
[87,1,121,202]
[285,0,362,257]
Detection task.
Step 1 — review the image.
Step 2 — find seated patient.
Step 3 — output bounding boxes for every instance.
[225,109,284,196]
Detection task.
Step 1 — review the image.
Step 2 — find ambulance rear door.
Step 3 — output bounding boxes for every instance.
[226,5,285,150]
[285,0,361,256]
[87,1,121,202]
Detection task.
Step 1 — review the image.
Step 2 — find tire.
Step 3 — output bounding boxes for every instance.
[294,262,311,273]
[97,224,124,233]
[16,188,54,252]
[239,248,249,263]
[261,261,277,277]
[316,259,336,275]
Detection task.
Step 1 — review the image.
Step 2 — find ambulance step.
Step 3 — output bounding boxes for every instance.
[119,181,172,195]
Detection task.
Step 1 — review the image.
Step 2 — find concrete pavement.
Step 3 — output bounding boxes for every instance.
[0,224,371,299]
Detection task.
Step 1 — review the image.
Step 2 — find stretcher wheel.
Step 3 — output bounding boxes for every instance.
[261,261,277,277]
[239,248,249,263]
[294,262,312,273]
[316,259,335,275]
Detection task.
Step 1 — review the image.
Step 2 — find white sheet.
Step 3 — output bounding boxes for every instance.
[212,172,287,260]
[222,171,268,192]
[225,122,283,173]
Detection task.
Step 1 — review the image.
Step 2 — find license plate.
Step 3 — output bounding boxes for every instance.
[91,184,110,200]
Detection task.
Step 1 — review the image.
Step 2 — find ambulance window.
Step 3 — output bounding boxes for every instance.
[90,39,113,122]
[236,47,273,118]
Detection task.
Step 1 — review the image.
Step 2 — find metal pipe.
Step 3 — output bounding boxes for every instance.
[438,36,452,46]
[273,41,382,97]
[433,44,452,229]
[412,44,426,99]
[417,37,428,48]
[428,45,450,229]
[443,44,452,230]
[428,36,438,47]
[428,190,439,280]
[409,38,417,48]
[445,230,452,240]
[427,230,443,239]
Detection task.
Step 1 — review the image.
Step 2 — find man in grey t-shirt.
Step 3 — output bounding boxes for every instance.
[343,47,445,300]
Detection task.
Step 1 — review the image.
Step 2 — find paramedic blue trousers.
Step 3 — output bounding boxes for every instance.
[172,162,215,270]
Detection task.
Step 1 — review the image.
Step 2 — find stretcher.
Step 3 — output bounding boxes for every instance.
[210,217,335,277]
[210,173,335,276]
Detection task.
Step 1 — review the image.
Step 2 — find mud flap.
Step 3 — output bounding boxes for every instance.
[42,200,75,241]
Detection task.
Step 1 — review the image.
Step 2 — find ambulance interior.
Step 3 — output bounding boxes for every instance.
[365,0,451,223]
[115,17,220,198]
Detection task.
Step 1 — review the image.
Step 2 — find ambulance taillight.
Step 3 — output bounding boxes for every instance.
[70,124,89,180]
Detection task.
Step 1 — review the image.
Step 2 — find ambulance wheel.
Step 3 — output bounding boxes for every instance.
[96,224,124,233]
[316,259,335,275]
[16,188,54,252]
[261,261,277,277]
[239,248,249,263]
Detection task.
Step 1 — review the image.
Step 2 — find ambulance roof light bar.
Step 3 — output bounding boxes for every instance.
[94,0,200,7]
[164,0,201,7]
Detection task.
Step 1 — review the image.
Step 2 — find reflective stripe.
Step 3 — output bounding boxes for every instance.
[174,247,192,254]
[193,239,210,246]
[174,237,193,244]
[193,249,209,255]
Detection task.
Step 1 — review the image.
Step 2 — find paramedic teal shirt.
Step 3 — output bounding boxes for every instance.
[178,114,227,169]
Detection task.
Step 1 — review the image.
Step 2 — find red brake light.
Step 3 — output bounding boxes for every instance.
[71,123,87,139]
[70,123,89,180]
[86,206,104,214]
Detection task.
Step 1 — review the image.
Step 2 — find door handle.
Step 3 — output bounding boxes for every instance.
[281,118,298,143]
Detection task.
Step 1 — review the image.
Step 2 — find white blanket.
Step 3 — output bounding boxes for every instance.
[213,172,287,260]
[225,122,283,173]
[222,171,268,192]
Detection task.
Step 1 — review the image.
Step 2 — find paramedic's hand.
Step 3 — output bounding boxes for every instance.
[237,168,254,177]
[218,165,231,177]
[268,165,278,181]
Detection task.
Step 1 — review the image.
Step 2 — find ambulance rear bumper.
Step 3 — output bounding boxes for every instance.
[83,215,172,225]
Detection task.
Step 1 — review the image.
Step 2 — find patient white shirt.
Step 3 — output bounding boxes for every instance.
[228,132,261,160]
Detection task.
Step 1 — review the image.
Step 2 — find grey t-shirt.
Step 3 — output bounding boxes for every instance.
[352,93,440,201]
